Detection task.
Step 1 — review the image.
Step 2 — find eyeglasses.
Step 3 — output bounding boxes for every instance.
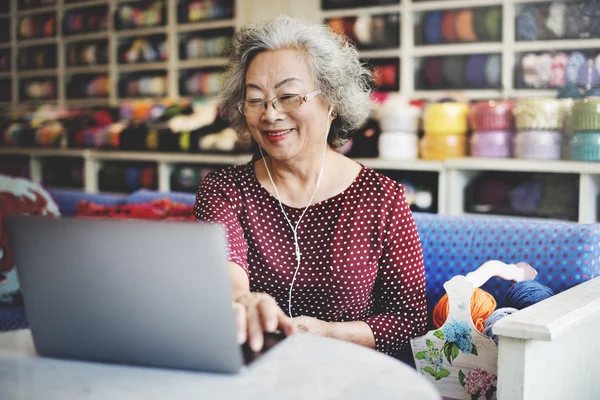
[238,89,321,116]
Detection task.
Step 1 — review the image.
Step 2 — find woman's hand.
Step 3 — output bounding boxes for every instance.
[233,292,296,352]
[292,316,332,337]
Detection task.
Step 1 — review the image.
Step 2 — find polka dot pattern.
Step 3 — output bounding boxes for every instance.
[414,213,600,317]
[194,163,428,356]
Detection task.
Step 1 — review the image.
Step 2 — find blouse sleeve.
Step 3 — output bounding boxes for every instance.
[194,172,249,275]
[362,184,428,356]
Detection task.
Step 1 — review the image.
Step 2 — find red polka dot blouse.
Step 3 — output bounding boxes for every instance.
[194,162,428,356]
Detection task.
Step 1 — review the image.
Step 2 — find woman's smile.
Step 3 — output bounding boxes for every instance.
[264,128,295,142]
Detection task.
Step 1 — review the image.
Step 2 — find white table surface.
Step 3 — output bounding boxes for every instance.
[0,329,440,400]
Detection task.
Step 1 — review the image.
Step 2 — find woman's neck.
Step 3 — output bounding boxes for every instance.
[256,148,340,208]
[266,150,333,190]
[255,149,362,209]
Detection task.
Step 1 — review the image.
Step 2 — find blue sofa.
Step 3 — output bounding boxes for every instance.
[2,188,599,332]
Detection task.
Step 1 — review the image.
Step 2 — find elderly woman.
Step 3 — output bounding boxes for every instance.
[194,15,427,357]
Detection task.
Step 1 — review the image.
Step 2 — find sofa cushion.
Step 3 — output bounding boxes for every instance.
[125,189,196,206]
[413,212,600,312]
[49,189,126,216]
[75,198,195,221]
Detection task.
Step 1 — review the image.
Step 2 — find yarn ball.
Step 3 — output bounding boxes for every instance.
[433,288,497,332]
[506,280,554,310]
[483,307,519,344]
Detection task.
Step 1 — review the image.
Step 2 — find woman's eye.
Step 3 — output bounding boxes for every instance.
[246,99,264,107]
[279,94,297,103]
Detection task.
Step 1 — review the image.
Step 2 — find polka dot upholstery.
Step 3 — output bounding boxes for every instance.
[195,163,428,356]
[413,212,600,315]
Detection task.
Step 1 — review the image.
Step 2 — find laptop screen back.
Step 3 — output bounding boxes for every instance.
[5,216,243,373]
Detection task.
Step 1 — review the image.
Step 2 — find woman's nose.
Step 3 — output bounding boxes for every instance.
[261,101,286,123]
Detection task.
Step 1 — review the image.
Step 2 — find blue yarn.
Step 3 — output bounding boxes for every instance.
[506,280,555,310]
[483,307,518,344]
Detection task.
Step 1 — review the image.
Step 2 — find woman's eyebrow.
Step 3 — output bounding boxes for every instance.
[274,77,298,89]
[245,77,299,91]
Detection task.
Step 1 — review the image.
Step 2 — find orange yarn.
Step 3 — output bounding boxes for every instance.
[432,288,497,332]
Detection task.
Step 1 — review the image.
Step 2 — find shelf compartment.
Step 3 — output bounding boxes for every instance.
[62,4,109,36]
[65,39,109,68]
[118,34,168,65]
[463,170,579,222]
[325,12,401,51]
[179,27,234,61]
[0,78,12,102]
[415,53,502,91]
[177,0,235,25]
[114,0,167,31]
[17,44,57,71]
[65,73,110,99]
[362,56,400,91]
[17,12,57,41]
[118,71,168,98]
[179,67,224,97]
[19,76,57,101]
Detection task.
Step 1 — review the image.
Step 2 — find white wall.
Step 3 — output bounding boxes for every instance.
[241,0,321,24]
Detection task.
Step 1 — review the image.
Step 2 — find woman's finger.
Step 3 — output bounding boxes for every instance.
[245,300,264,352]
[232,302,247,344]
[256,294,280,332]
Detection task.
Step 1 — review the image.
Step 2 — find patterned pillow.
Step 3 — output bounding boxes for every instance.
[0,175,60,303]
[75,198,195,221]
[125,189,196,206]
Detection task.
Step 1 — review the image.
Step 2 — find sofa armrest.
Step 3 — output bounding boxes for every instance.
[493,276,600,341]
[494,276,600,400]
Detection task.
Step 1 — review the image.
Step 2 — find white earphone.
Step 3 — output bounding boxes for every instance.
[259,104,334,317]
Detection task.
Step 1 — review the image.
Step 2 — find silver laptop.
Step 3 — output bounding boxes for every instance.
[5,215,244,373]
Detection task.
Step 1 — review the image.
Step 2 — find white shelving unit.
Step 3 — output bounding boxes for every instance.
[315,0,600,223]
[0,0,243,107]
[320,0,600,100]
[3,147,600,223]
[445,158,600,224]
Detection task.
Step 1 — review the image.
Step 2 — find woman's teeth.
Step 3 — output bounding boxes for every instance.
[267,129,292,136]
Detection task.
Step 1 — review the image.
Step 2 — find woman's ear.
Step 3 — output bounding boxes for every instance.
[328,105,337,119]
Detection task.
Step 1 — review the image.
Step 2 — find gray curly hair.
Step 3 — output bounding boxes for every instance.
[219,15,372,148]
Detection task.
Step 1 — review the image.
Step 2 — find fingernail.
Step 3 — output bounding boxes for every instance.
[250,338,261,352]
[237,330,245,344]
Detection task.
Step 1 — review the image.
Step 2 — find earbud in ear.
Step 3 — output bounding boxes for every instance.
[328,105,334,117]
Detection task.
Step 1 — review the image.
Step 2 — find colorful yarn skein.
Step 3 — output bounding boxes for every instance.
[482,307,518,344]
[505,280,555,310]
[432,288,497,333]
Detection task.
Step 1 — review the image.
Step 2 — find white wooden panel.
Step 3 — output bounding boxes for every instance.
[579,173,600,224]
[497,322,600,400]
[157,161,172,193]
[493,276,600,341]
